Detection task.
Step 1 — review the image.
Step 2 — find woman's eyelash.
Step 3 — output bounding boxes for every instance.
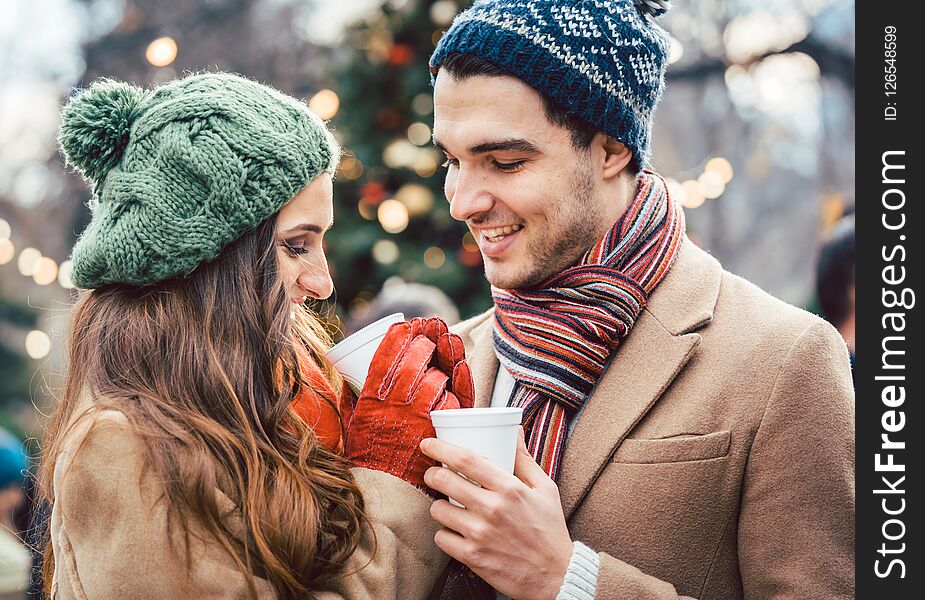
[283,241,308,255]
[442,157,458,168]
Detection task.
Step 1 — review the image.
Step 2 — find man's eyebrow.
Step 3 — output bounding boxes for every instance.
[469,139,540,155]
[433,137,540,155]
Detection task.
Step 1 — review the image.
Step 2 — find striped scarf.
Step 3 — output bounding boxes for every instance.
[492,171,685,480]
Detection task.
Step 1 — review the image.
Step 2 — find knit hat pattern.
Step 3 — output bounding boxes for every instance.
[430,0,671,168]
[59,72,340,288]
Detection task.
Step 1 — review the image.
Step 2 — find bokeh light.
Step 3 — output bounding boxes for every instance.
[0,239,14,265]
[58,259,75,289]
[25,330,52,360]
[423,246,446,269]
[309,89,340,120]
[697,171,726,199]
[681,180,705,209]
[146,36,178,67]
[372,239,400,264]
[413,152,439,178]
[338,156,364,180]
[668,36,684,65]
[705,157,734,183]
[17,246,42,276]
[430,0,458,26]
[407,122,432,146]
[395,183,434,216]
[32,256,58,285]
[348,296,372,320]
[412,93,434,115]
[383,140,419,169]
[358,200,377,221]
[462,231,479,253]
[723,11,809,64]
[0,218,10,240]
[378,199,409,233]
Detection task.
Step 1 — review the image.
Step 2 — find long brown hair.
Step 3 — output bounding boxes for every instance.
[38,214,365,598]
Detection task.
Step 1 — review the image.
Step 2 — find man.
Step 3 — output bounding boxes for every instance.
[418,1,855,599]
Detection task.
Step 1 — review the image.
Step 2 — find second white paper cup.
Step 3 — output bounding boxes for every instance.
[430,407,524,507]
[325,313,405,394]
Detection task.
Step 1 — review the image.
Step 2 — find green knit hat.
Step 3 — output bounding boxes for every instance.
[59,72,340,289]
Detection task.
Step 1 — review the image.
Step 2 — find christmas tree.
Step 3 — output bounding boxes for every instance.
[324,0,490,325]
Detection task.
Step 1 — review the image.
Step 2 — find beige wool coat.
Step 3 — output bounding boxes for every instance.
[49,394,449,599]
[448,239,854,599]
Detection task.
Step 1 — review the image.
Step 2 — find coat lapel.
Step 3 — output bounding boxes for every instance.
[461,315,499,409]
[456,240,724,520]
[556,240,723,520]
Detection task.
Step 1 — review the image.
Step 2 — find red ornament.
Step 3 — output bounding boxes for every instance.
[387,44,414,66]
[361,182,388,205]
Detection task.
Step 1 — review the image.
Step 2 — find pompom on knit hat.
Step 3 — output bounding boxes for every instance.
[430,0,672,168]
[58,72,340,289]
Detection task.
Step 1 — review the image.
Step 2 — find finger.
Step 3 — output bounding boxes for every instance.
[362,322,413,399]
[407,316,426,339]
[423,465,489,510]
[451,361,475,408]
[513,426,549,487]
[422,317,449,341]
[434,332,466,374]
[430,498,479,536]
[420,438,513,492]
[411,367,449,412]
[431,389,460,412]
[433,527,472,565]
[382,336,436,404]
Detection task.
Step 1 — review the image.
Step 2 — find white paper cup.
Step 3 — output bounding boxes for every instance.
[430,407,524,507]
[326,313,405,394]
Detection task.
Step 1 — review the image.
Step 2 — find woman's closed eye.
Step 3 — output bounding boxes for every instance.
[282,240,309,256]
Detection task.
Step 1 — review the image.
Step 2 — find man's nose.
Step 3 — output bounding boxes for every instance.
[447,166,494,222]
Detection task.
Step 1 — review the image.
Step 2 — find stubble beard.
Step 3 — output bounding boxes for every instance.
[486,158,604,290]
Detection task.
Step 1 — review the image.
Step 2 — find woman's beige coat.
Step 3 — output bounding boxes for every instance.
[49,395,448,599]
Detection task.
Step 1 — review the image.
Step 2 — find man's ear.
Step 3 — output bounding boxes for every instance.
[598,134,634,181]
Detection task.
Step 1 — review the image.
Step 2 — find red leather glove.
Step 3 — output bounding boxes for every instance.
[345,317,474,491]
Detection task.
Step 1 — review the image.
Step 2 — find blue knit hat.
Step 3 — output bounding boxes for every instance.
[430,0,672,168]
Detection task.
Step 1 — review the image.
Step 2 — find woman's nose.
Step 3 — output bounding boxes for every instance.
[298,267,333,300]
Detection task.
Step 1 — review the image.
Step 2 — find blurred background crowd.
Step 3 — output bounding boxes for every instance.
[1,0,854,595]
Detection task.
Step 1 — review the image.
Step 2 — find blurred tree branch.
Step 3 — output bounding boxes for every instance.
[668,34,854,90]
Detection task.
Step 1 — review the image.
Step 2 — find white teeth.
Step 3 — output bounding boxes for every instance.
[482,224,522,241]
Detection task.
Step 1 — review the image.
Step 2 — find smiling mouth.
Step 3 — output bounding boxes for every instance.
[480,224,523,243]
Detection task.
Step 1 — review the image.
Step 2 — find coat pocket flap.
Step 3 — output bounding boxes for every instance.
[613,430,731,464]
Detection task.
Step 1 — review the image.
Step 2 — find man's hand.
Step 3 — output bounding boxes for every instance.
[420,428,573,600]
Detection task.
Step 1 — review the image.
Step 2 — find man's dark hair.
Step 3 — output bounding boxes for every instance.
[816,213,855,327]
[435,53,640,173]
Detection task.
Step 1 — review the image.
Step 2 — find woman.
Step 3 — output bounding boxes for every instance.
[40,73,471,599]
